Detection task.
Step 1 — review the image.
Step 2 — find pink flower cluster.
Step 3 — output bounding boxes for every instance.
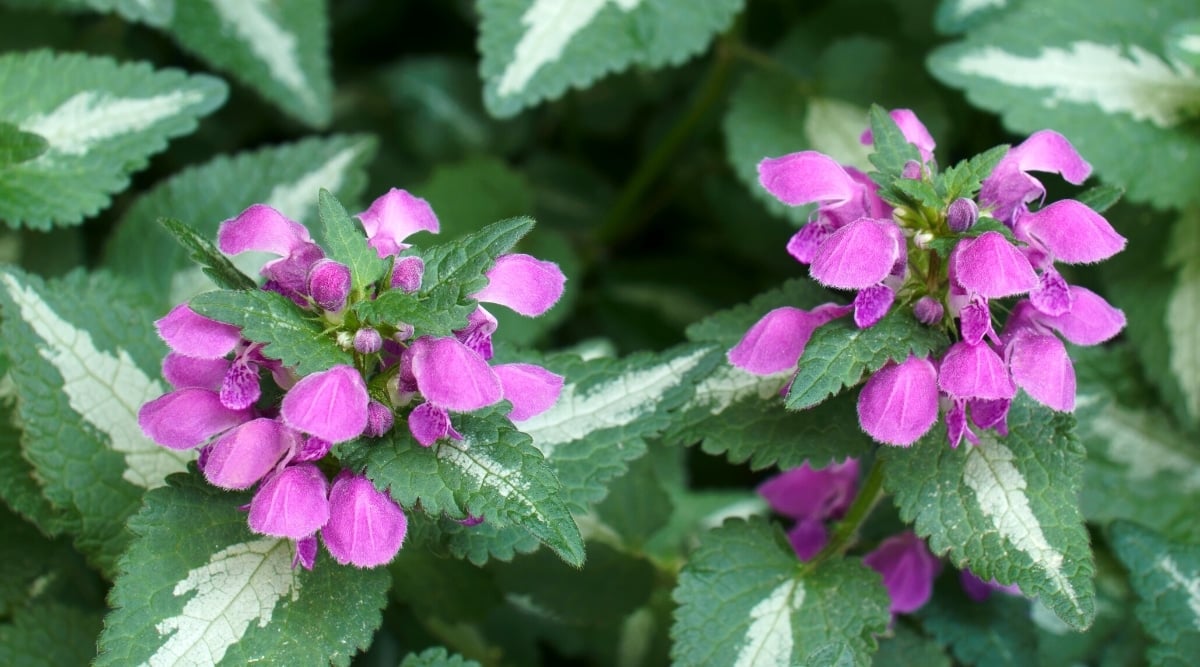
[138,188,566,568]
[729,111,1127,447]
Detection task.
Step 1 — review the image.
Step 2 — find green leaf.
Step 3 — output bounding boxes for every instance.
[317,189,386,293]
[928,0,1200,208]
[871,624,951,667]
[919,582,1038,667]
[103,134,375,310]
[0,50,226,228]
[593,452,673,550]
[891,177,943,210]
[785,309,949,410]
[478,0,743,117]
[158,217,257,292]
[338,407,585,568]
[0,504,68,615]
[1074,183,1124,213]
[866,103,923,192]
[671,518,890,666]
[437,518,542,566]
[880,394,1096,630]
[388,527,504,623]
[933,0,1014,35]
[0,600,103,667]
[188,289,353,376]
[1110,522,1200,667]
[936,143,1009,202]
[1164,214,1200,425]
[0,0,174,26]
[0,268,192,574]
[96,471,389,667]
[0,120,47,166]
[0,401,70,537]
[685,278,833,347]
[400,647,482,667]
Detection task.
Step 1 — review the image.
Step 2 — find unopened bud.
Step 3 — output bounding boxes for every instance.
[364,401,394,437]
[946,197,979,233]
[354,327,383,354]
[913,296,944,325]
[307,259,352,311]
[391,256,425,293]
[393,322,415,342]
[901,160,923,180]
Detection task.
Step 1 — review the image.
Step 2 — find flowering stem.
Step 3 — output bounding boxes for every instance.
[805,454,886,568]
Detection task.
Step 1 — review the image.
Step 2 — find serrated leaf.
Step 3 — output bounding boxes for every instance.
[0,120,48,166]
[867,103,923,191]
[786,309,949,410]
[103,135,375,310]
[1110,522,1200,667]
[338,408,584,567]
[96,471,388,667]
[685,278,834,346]
[1074,183,1124,213]
[919,582,1038,667]
[317,189,386,292]
[400,647,483,667]
[880,394,1096,629]
[0,401,69,536]
[0,504,66,615]
[0,600,103,667]
[1,0,176,26]
[478,0,743,117]
[158,217,257,291]
[388,525,504,623]
[188,289,353,376]
[929,0,1200,208]
[1165,215,1200,424]
[871,624,951,667]
[671,518,890,667]
[937,143,1009,202]
[0,50,226,228]
[891,177,943,210]
[438,517,543,566]
[0,268,192,573]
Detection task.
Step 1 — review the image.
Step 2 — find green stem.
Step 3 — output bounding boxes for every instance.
[805,455,886,569]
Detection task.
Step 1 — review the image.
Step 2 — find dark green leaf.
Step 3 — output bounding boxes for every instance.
[0,600,103,667]
[317,189,386,293]
[937,143,1009,202]
[1073,183,1124,213]
[1110,522,1200,667]
[867,103,923,191]
[158,217,257,291]
[400,647,482,667]
[0,120,47,166]
[593,453,673,550]
[919,580,1038,667]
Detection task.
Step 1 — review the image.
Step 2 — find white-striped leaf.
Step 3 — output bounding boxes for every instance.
[671,518,890,667]
[0,50,226,228]
[478,0,744,118]
[96,471,389,667]
[103,134,375,311]
[928,0,1200,208]
[1110,522,1200,666]
[1165,216,1200,424]
[933,0,1012,35]
[0,267,191,574]
[880,394,1096,629]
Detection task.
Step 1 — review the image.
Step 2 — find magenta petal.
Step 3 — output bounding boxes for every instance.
[853,285,895,329]
[357,188,439,257]
[946,400,970,449]
[1018,200,1126,264]
[471,254,566,317]
[757,458,860,522]
[1009,333,1076,411]
[1030,268,1073,316]
[959,297,994,346]
[493,363,564,421]
[786,223,829,265]
[408,403,453,446]
[323,472,408,568]
[156,304,241,359]
[203,418,294,490]
[391,255,425,292]
[980,130,1092,222]
[162,353,229,390]
[248,464,330,539]
[453,307,498,360]
[913,296,944,325]
[281,365,369,443]
[953,232,1039,298]
[364,401,394,438]
[810,218,899,289]
[864,531,940,615]
[757,152,859,207]
[856,356,940,446]
[139,388,252,450]
[939,342,1015,401]
[969,398,1011,431]
[409,337,503,411]
[220,357,261,410]
[1036,287,1126,345]
[293,535,318,570]
[217,204,312,256]
[788,519,829,562]
[727,304,850,375]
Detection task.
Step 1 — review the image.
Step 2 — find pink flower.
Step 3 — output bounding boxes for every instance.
[322,472,408,568]
[864,532,940,615]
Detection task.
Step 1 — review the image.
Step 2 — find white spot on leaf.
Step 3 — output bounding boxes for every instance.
[438,439,543,523]
[804,98,872,171]
[948,0,1006,19]
[1166,215,1200,421]
[520,348,709,457]
[963,437,1079,609]
[1157,555,1200,629]
[497,0,644,97]
[1081,397,1200,491]
[22,90,206,156]
[0,273,191,489]
[147,538,299,667]
[952,42,1200,127]
[687,364,789,415]
[209,0,315,109]
[734,579,804,667]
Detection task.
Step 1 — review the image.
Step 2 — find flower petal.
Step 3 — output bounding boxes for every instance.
[1018,199,1126,264]
[1009,332,1076,411]
[787,519,829,562]
[409,336,503,411]
[471,254,565,317]
[1035,287,1126,345]
[727,304,850,375]
[408,403,457,446]
[323,472,408,568]
[757,458,860,522]
[810,218,899,289]
[853,284,895,329]
[757,151,859,207]
[863,531,940,615]
[856,356,940,446]
[493,363,564,421]
[217,204,312,256]
[938,341,1015,401]
[357,188,439,257]
[203,418,295,490]
[980,130,1091,223]
[248,464,330,539]
[953,232,1039,298]
[281,365,369,443]
[138,388,252,450]
[155,304,241,359]
[161,353,229,390]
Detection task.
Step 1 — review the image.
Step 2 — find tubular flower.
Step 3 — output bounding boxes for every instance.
[728,109,1125,448]
[138,187,567,568]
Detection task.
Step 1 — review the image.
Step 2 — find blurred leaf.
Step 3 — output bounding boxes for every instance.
[1110,522,1200,667]
[0,600,102,667]
[0,120,47,166]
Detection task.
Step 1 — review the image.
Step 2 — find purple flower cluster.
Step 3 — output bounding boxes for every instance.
[729,111,1127,447]
[138,188,567,568]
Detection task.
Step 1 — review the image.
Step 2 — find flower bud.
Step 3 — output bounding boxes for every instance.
[393,322,415,342]
[391,256,425,293]
[307,259,352,312]
[946,197,979,233]
[913,296,944,325]
[354,327,383,354]
[364,401,394,437]
[901,160,923,180]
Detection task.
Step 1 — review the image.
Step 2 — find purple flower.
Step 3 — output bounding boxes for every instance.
[863,531,940,615]
[857,355,940,446]
[471,253,566,317]
[281,365,370,443]
[218,204,326,304]
[202,418,297,490]
[979,130,1092,225]
[248,463,331,539]
[307,259,352,312]
[960,568,1022,602]
[322,471,408,568]
[356,188,439,258]
[728,304,852,375]
[408,336,502,412]
[408,403,461,446]
[492,363,565,422]
[139,387,253,450]
[758,458,860,560]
